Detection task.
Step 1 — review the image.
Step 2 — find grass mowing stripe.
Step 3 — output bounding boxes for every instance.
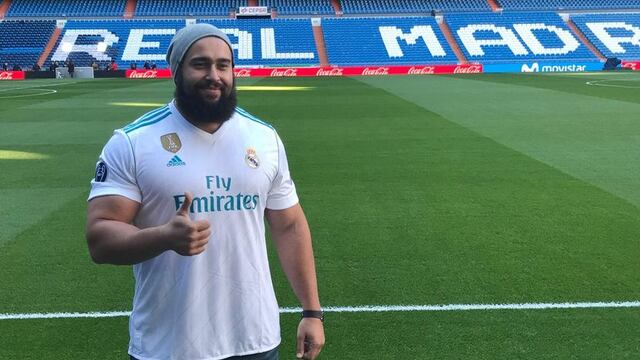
[3,301,640,320]
[358,74,640,207]
[0,188,86,247]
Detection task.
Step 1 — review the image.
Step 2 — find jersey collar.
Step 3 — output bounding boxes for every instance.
[170,99,230,144]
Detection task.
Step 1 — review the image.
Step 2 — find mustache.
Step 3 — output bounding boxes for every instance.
[195,79,226,90]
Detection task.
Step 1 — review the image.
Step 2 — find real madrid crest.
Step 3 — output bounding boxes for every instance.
[245,147,260,169]
[161,133,182,153]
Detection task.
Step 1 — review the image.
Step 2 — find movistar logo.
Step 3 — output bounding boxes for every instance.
[167,155,186,167]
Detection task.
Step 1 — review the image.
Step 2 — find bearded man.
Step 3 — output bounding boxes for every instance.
[86,23,324,360]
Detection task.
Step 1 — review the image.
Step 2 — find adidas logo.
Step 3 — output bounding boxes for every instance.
[167,155,186,167]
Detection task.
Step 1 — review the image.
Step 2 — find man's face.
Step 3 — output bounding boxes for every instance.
[175,36,236,125]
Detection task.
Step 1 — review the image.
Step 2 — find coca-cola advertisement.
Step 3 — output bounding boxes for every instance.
[315,67,344,76]
[247,65,482,77]
[127,65,483,79]
[453,65,483,74]
[126,69,172,79]
[622,61,640,71]
[234,69,253,77]
[0,71,25,80]
[269,68,298,77]
[361,67,391,76]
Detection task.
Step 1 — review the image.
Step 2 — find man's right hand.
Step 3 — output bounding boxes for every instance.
[163,192,211,256]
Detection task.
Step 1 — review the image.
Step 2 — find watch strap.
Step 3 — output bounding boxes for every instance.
[301,310,324,322]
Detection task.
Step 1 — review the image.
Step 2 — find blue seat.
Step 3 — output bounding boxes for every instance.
[0,20,55,69]
[323,17,458,65]
[446,12,598,63]
[572,13,640,60]
[7,0,126,17]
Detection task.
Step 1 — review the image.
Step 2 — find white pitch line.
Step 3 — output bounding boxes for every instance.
[2,301,639,320]
[0,81,74,93]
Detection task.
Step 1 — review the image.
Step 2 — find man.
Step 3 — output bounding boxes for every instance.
[109,59,118,71]
[67,59,75,78]
[86,24,324,360]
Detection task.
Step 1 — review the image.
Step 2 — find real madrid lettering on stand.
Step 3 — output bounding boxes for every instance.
[173,175,260,213]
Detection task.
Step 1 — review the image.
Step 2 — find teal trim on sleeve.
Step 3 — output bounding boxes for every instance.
[124,111,172,134]
[123,105,169,131]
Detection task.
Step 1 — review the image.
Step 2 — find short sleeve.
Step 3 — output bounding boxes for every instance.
[88,130,142,203]
[266,133,299,210]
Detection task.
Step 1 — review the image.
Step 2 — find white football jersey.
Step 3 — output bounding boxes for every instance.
[89,100,298,360]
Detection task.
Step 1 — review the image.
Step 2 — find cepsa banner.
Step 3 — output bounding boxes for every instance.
[622,61,640,71]
[0,71,26,80]
[126,69,172,79]
[233,64,483,78]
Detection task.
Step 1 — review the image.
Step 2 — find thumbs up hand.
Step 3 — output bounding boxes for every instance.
[163,192,211,256]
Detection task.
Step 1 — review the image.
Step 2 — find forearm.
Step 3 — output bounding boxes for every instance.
[273,218,321,310]
[87,220,169,265]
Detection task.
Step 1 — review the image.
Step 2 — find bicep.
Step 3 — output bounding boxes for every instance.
[85,196,144,264]
[87,195,140,227]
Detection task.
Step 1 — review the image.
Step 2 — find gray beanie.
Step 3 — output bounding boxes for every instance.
[166,23,234,80]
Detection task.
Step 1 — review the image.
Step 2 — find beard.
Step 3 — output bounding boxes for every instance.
[174,73,237,125]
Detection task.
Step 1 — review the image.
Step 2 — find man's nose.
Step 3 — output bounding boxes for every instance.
[205,66,221,81]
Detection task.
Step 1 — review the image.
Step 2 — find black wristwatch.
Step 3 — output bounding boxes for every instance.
[301,310,324,322]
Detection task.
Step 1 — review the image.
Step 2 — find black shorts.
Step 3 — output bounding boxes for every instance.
[130,346,279,360]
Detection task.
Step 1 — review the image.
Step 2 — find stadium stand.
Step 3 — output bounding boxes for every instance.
[340,0,491,14]
[201,18,319,66]
[571,13,640,60]
[322,17,458,65]
[259,0,335,15]
[0,20,55,69]
[47,19,184,70]
[135,0,247,17]
[498,0,640,11]
[6,0,126,17]
[45,18,318,69]
[446,12,598,62]
[3,1,639,70]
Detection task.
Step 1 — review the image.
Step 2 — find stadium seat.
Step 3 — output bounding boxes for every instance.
[45,19,318,69]
[135,0,247,17]
[0,20,56,69]
[340,0,491,14]
[7,0,126,17]
[322,17,458,65]
[259,0,334,15]
[446,12,599,62]
[572,13,640,60]
[499,0,640,11]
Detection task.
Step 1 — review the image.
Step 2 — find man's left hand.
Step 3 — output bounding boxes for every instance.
[296,318,325,359]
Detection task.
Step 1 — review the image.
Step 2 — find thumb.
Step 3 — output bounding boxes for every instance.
[177,192,193,216]
[296,334,305,359]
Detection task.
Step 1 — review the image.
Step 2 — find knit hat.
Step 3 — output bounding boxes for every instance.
[166,23,234,81]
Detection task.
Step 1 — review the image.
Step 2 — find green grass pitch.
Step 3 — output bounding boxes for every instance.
[0,73,639,359]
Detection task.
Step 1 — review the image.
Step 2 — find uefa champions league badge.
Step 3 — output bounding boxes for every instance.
[95,161,108,182]
[245,147,260,169]
[161,133,182,153]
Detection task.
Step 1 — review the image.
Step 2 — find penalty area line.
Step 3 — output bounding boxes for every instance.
[1,301,639,320]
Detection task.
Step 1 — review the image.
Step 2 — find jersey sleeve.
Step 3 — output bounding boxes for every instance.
[88,130,141,203]
[266,132,299,210]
